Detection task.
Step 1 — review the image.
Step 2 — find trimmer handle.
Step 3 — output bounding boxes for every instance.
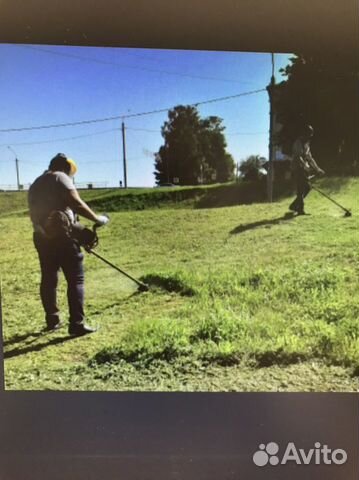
[93,214,110,232]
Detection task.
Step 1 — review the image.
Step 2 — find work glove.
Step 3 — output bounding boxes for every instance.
[95,214,110,226]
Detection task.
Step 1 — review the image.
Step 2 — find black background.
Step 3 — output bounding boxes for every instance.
[0,1,358,478]
[0,0,357,55]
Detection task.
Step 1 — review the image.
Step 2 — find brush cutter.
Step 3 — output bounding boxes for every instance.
[71,221,149,292]
[308,175,352,217]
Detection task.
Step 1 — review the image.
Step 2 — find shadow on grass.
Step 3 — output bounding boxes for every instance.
[88,293,140,314]
[140,274,195,296]
[194,182,268,209]
[230,212,296,235]
[3,333,78,359]
[3,330,47,348]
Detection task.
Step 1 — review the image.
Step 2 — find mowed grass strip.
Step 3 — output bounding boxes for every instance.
[1,177,358,391]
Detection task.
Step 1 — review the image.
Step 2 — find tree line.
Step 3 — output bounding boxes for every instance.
[153,105,235,186]
[274,54,359,174]
[154,54,358,185]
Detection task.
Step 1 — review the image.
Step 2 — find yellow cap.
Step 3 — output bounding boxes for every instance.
[67,158,78,176]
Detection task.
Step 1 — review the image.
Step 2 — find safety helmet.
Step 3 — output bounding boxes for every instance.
[66,158,78,176]
[49,153,78,176]
[303,124,314,137]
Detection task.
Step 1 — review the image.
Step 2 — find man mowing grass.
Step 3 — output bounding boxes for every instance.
[289,125,325,215]
[28,153,109,336]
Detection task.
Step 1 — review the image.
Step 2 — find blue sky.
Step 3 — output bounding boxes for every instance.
[0,44,292,188]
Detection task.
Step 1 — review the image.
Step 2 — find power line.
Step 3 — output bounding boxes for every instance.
[0,88,266,133]
[0,127,268,149]
[126,127,160,133]
[0,127,119,147]
[0,127,157,149]
[19,45,256,85]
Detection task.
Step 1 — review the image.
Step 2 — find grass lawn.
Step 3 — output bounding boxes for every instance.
[1,178,358,391]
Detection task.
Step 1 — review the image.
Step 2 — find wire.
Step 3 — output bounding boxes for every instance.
[0,128,119,147]
[19,45,256,85]
[0,127,157,148]
[0,128,268,150]
[0,127,268,149]
[0,88,266,133]
[126,127,160,133]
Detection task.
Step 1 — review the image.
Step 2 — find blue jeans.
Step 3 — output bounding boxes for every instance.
[33,233,85,327]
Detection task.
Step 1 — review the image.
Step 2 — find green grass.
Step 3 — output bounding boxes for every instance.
[0,179,288,216]
[1,177,358,391]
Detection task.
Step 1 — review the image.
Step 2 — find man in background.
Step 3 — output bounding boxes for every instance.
[289,125,325,215]
[28,153,108,336]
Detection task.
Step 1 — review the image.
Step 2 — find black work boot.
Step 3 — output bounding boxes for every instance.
[289,201,298,212]
[68,323,97,336]
[45,315,63,331]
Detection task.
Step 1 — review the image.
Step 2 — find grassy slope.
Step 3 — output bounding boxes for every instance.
[1,178,358,391]
[0,179,287,215]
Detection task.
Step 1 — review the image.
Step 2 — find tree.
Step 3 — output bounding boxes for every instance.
[154,106,235,185]
[274,54,359,174]
[239,155,266,181]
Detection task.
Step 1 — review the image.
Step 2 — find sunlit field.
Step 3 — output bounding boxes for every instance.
[1,178,358,391]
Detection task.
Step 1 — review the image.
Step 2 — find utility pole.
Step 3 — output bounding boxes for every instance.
[7,146,21,190]
[15,157,20,190]
[267,53,276,202]
[121,121,128,188]
[236,161,240,182]
[166,156,170,184]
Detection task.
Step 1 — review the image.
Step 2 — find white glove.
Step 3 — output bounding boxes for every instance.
[96,215,110,226]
